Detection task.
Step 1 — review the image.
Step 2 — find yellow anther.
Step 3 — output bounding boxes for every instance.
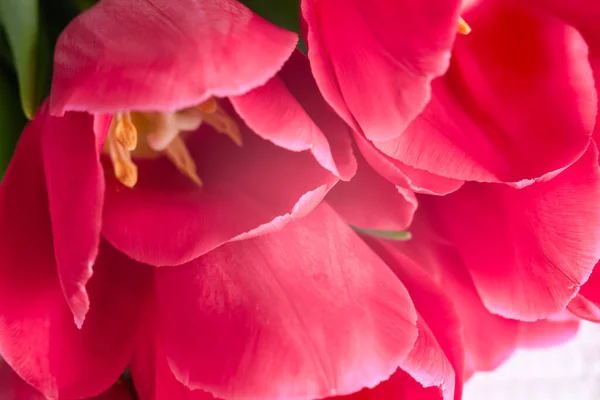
[107,115,139,188]
[114,112,138,151]
[197,97,218,113]
[458,16,472,35]
[113,160,138,188]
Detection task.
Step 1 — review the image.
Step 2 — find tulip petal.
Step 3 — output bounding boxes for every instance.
[102,104,337,266]
[423,144,600,320]
[364,237,464,399]
[50,0,297,114]
[0,123,150,398]
[328,370,441,400]
[327,150,417,231]
[302,0,461,140]
[39,105,105,327]
[579,261,600,305]
[374,1,596,183]
[353,131,463,196]
[393,213,520,374]
[517,319,580,348]
[0,359,44,400]
[231,51,357,180]
[130,315,215,400]
[156,204,418,399]
[567,294,600,322]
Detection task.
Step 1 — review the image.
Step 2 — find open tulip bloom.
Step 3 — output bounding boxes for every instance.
[0,0,599,399]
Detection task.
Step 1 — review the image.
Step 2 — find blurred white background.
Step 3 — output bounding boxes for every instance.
[464,322,600,399]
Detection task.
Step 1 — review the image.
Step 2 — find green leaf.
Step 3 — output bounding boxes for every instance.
[352,227,413,241]
[238,0,306,51]
[0,0,40,118]
[73,0,97,11]
[0,68,26,180]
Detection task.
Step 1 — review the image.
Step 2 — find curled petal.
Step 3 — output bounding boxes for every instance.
[40,105,105,327]
[157,204,418,399]
[50,0,297,114]
[231,51,357,180]
[354,131,463,196]
[302,0,462,141]
[374,1,596,183]
[0,122,150,398]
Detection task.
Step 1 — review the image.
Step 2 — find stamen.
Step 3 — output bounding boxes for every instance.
[164,136,203,186]
[114,112,138,151]
[197,97,218,113]
[458,17,472,35]
[107,130,138,188]
[200,105,243,147]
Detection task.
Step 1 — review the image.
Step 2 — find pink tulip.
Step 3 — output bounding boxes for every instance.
[341,0,597,194]
[330,142,600,321]
[0,0,430,398]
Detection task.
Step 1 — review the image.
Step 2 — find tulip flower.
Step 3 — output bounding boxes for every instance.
[0,114,426,398]
[351,0,597,193]
[0,0,450,398]
[329,142,600,321]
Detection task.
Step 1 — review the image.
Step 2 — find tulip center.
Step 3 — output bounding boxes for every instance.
[104,98,242,188]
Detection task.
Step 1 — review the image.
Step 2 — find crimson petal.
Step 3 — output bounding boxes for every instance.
[156,204,418,399]
[423,144,600,320]
[50,0,297,114]
[231,51,357,180]
[374,1,596,184]
[0,124,150,398]
[102,103,337,266]
[302,0,461,141]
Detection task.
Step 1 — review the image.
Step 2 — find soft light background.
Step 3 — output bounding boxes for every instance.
[464,322,600,399]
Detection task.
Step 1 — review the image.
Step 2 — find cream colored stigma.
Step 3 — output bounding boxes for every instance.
[458,16,472,35]
[104,98,242,188]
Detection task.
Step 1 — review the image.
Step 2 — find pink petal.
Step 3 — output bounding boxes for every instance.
[39,105,105,327]
[364,237,465,399]
[50,0,297,114]
[393,213,520,373]
[567,294,600,322]
[0,121,151,398]
[579,261,600,305]
[130,313,215,400]
[326,150,417,231]
[102,101,337,266]
[231,51,357,180]
[0,359,44,400]
[517,319,580,348]
[353,131,464,196]
[374,1,596,183]
[423,143,600,320]
[302,0,461,141]
[156,204,418,399]
[328,370,441,400]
